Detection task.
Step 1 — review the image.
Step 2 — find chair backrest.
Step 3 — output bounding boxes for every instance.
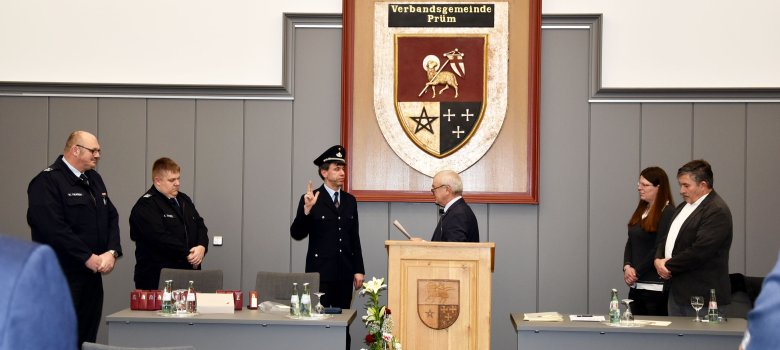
[82,342,194,350]
[158,268,223,292]
[255,271,319,304]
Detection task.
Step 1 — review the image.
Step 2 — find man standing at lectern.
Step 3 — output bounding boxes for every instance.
[430,170,479,242]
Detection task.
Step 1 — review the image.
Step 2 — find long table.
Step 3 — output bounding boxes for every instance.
[510,313,746,350]
[107,308,356,350]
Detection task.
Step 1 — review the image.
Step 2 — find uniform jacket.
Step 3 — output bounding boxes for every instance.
[129,186,209,290]
[656,190,732,305]
[27,156,122,275]
[290,185,365,282]
[0,235,77,350]
[432,197,480,242]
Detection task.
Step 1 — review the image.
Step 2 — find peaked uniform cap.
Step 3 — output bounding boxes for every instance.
[313,145,346,166]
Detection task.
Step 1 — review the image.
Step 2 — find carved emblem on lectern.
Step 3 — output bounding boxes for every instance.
[417,279,460,329]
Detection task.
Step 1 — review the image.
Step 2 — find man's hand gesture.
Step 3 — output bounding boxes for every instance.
[303,180,320,215]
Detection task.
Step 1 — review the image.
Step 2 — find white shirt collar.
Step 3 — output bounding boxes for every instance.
[688,192,709,208]
[61,157,82,178]
[443,196,462,213]
[322,183,340,202]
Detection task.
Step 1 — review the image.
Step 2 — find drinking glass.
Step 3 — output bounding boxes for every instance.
[621,299,634,325]
[173,289,188,314]
[690,296,704,322]
[314,292,325,314]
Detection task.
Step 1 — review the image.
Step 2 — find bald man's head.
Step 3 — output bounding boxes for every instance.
[63,131,101,172]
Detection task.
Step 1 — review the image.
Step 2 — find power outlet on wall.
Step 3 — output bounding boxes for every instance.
[213,236,223,246]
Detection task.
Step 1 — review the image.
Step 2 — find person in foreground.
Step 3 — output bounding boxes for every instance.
[0,234,77,350]
[27,130,122,346]
[290,145,365,349]
[654,159,732,316]
[740,250,780,349]
[623,166,675,315]
[429,169,479,242]
[130,157,209,290]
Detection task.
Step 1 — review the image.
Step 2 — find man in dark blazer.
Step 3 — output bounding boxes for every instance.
[430,170,479,242]
[0,234,77,350]
[129,157,209,290]
[27,131,122,346]
[291,145,365,310]
[655,159,732,316]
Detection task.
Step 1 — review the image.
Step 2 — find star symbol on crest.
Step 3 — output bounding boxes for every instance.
[410,107,439,134]
[425,310,435,318]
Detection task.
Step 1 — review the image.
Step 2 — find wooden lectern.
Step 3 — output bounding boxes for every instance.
[386,240,495,350]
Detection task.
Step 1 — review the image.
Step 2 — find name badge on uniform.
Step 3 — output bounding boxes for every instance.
[67,192,84,197]
[163,214,176,218]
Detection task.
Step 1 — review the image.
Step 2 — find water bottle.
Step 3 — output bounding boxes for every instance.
[290,283,301,316]
[186,280,197,313]
[301,283,312,317]
[609,288,620,324]
[707,288,719,323]
[162,280,174,314]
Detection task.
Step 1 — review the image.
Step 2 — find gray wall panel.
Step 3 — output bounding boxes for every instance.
[746,103,780,275]
[0,97,48,240]
[640,103,693,206]
[195,100,244,289]
[489,203,538,350]
[588,103,640,311]
[96,98,147,342]
[693,104,746,274]
[354,202,391,350]
[242,100,294,291]
[390,202,437,240]
[538,28,590,313]
[290,27,343,274]
[147,99,196,195]
[49,98,97,161]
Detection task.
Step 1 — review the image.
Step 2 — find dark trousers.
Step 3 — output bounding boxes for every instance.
[628,287,668,316]
[66,271,104,349]
[320,280,355,350]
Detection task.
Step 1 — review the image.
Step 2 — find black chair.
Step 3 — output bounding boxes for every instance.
[728,273,765,318]
[255,271,319,304]
[157,268,223,292]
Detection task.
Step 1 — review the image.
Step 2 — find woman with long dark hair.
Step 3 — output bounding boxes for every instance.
[623,166,675,315]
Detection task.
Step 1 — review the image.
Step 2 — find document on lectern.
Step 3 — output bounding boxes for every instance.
[392,220,413,240]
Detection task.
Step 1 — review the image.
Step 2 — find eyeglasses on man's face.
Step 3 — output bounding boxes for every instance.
[430,184,448,194]
[76,144,101,155]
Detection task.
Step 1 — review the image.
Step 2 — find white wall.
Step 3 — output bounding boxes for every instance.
[1,0,778,88]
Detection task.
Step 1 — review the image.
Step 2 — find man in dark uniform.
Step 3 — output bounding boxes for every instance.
[291,145,364,348]
[129,157,209,290]
[291,145,365,308]
[27,130,122,347]
[430,170,479,242]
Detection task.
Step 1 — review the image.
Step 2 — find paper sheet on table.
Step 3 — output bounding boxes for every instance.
[523,312,564,322]
[569,315,606,322]
[632,320,672,326]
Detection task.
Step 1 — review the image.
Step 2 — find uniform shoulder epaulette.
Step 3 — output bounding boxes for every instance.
[143,193,152,198]
[43,167,53,172]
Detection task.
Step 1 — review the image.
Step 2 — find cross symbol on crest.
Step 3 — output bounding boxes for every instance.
[443,109,456,122]
[461,109,474,122]
[452,126,465,139]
